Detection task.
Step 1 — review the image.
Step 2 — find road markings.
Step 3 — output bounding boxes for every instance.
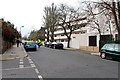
[20,58,23,62]
[38,75,43,79]
[31,64,36,67]
[29,60,34,64]
[19,58,24,68]
[35,68,39,74]
[19,62,24,64]
[26,56,43,79]
[27,57,30,59]
[29,59,32,61]
[2,67,32,71]
[16,57,19,58]
[19,65,24,68]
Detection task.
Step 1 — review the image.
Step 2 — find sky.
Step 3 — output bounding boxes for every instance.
[0,0,97,37]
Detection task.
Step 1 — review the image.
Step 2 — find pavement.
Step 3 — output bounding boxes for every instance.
[64,47,100,56]
[64,47,78,50]
[0,44,28,60]
[90,52,100,56]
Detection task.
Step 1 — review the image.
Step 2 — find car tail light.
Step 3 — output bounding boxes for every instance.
[101,48,102,51]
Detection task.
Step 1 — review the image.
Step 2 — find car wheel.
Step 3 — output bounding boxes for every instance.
[35,48,37,51]
[25,49,28,52]
[101,53,106,59]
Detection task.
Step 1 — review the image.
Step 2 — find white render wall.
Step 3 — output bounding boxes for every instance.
[62,42,68,48]
[70,32,100,49]
[70,34,88,49]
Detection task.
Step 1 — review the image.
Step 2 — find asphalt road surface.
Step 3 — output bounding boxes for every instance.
[27,46,119,78]
[2,46,119,80]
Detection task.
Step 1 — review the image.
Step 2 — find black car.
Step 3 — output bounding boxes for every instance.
[50,42,63,49]
[45,42,52,47]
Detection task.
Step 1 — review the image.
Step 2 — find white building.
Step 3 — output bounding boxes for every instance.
[45,9,118,52]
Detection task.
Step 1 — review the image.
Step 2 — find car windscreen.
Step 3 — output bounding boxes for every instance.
[104,44,115,50]
[57,43,62,44]
[114,44,120,51]
[27,42,35,45]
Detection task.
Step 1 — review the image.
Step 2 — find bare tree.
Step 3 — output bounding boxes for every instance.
[103,11,114,40]
[83,1,103,40]
[91,0,120,40]
[43,3,59,42]
[49,3,59,42]
[43,6,50,42]
[102,0,120,40]
[58,4,87,48]
[83,1,117,40]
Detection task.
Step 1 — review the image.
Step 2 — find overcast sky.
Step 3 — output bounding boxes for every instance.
[0,0,97,37]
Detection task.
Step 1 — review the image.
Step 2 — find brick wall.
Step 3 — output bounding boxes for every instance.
[80,46,99,52]
[2,40,12,54]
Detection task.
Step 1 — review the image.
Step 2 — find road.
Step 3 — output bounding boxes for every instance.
[28,46,118,78]
[2,46,119,79]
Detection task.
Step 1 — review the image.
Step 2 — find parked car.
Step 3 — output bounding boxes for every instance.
[45,42,52,47]
[100,43,120,59]
[50,42,63,49]
[24,41,37,51]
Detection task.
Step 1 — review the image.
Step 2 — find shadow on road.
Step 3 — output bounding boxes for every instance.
[106,58,120,62]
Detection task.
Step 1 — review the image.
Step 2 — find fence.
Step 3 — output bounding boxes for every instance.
[99,40,120,52]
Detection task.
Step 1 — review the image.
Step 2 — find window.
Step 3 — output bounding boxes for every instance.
[61,34,64,36]
[106,44,114,50]
[81,32,85,34]
[89,36,97,46]
[55,35,57,37]
[115,44,120,51]
[75,33,79,34]
[61,40,64,42]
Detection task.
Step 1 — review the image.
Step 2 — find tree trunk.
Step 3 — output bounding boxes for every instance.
[67,37,70,48]
[47,37,49,42]
[112,1,120,40]
[47,31,49,42]
[117,0,120,40]
[51,33,54,42]
[118,30,120,40]
[51,27,54,42]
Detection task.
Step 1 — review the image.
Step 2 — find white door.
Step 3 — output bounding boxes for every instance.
[71,36,80,49]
